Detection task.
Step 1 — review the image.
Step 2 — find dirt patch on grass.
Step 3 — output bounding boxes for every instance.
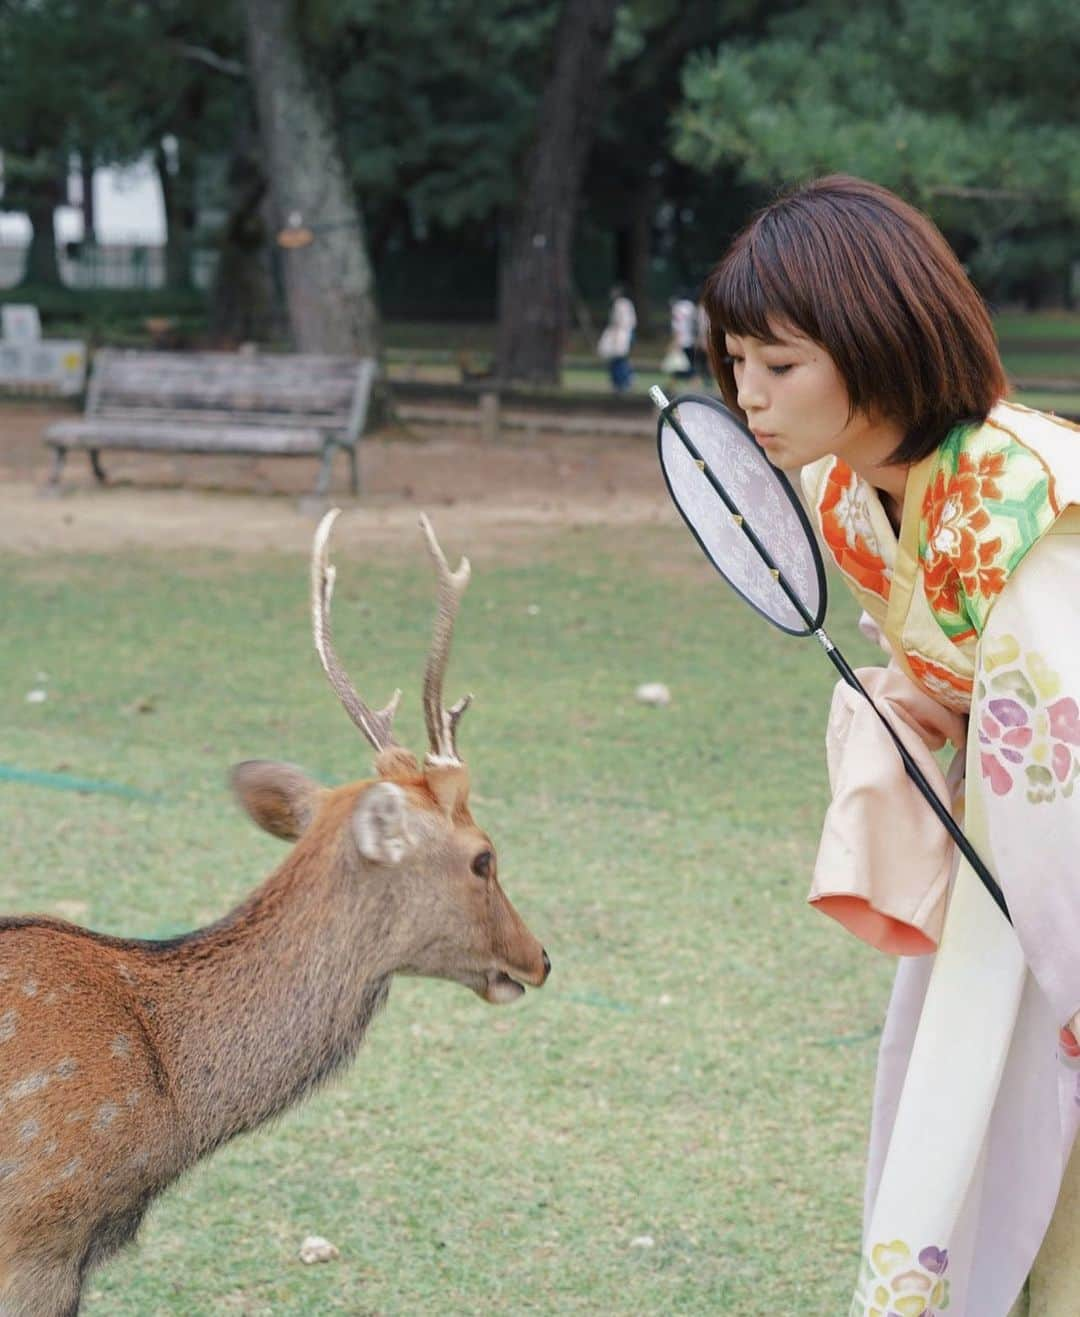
[1,402,674,557]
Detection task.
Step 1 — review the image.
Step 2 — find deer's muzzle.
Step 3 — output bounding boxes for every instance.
[482,946,550,1005]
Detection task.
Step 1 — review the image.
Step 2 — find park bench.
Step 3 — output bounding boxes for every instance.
[44,349,377,497]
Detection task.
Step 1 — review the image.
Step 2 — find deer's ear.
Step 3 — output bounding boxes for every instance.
[230,761,325,841]
[353,781,413,865]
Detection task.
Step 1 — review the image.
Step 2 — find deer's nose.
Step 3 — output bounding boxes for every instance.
[541,949,551,981]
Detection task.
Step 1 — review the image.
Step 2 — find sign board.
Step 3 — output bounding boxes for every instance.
[1,304,42,343]
[0,341,87,396]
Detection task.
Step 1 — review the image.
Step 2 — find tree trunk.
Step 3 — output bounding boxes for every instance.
[495,0,620,384]
[210,105,284,345]
[20,174,63,288]
[156,140,197,292]
[80,147,97,246]
[242,0,380,358]
[626,173,658,332]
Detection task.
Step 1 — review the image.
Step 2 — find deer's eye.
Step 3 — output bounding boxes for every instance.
[471,850,494,879]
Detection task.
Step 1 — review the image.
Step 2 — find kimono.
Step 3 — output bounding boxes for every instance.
[800,401,1080,1316]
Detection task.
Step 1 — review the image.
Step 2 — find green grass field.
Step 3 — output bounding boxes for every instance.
[2,525,893,1314]
[387,355,1080,420]
[385,311,1080,417]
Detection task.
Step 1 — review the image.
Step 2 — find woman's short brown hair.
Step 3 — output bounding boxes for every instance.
[701,175,1008,464]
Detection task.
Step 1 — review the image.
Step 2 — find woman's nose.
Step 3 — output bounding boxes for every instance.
[735,364,766,413]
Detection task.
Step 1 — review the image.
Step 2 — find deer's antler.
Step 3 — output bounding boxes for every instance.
[419,513,472,765]
[311,508,401,752]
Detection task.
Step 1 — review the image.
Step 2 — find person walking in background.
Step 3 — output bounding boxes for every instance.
[597,285,636,392]
[665,290,702,380]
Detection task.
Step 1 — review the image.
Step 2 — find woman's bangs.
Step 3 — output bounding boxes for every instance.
[709,243,800,344]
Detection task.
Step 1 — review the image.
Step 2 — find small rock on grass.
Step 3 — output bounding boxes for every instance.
[123,694,157,715]
[299,1235,340,1265]
[635,683,671,707]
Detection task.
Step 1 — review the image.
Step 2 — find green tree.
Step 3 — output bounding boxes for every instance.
[673,0,1080,301]
[0,0,244,292]
[0,0,153,286]
[582,0,770,322]
[495,0,621,383]
[309,0,552,256]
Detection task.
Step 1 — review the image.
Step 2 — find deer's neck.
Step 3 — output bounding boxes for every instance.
[153,853,396,1161]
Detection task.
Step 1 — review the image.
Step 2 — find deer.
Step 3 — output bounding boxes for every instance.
[0,510,550,1317]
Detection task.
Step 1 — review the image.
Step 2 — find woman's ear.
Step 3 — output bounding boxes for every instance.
[230,761,325,841]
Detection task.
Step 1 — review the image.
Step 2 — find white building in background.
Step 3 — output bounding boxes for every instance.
[0,156,165,246]
[0,155,216,289]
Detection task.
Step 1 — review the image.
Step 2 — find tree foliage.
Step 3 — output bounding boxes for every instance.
[0,0,242,285]
[673,0,1080,298]
[1,0,1075,314]
[495,0,621,382]
[584,0,774,314]
[300,0,555,252]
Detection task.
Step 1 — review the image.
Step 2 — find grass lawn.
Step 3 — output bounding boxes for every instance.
[385,355,1080,419]
[385,311,1079,412]
[992,311,1080,342]
[383,312,1080,354]
[2,525,892,1314]
[1009,391,1080,416]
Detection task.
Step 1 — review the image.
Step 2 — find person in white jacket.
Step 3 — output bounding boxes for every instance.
[597,285,636,392]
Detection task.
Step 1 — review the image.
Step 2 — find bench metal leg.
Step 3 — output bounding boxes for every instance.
[315,444,334,499]
[347,444,360,496]
[89,449,108,484]
[48,445,67,486]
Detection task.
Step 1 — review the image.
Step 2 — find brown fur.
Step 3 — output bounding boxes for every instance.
[0,766,548,1316]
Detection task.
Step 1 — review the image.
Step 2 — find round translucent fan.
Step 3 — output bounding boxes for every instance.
[656,394,826,635]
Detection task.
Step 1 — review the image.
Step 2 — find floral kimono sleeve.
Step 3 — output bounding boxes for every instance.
[974,530,1080,1027]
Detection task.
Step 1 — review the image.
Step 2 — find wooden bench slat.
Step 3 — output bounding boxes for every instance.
[46,420,327,455]
[95,385,357,409]
[93,407,347,429]
[96,373,357,395]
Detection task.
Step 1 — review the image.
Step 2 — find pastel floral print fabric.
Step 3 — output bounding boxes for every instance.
[977,634,1080,803]
[852,1239,950,1315]
[919,421,1059,642]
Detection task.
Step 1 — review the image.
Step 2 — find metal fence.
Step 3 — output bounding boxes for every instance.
[0,243,217,291]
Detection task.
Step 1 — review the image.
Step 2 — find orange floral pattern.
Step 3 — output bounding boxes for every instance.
[918,424,1058,641]
[920,450,1006,635]
[905,650,973,713]
[820,459,891,601]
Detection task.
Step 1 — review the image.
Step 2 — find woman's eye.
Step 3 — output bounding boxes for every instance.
[723,354,743,367]
[471,850,493,878]
[767,364,793,376]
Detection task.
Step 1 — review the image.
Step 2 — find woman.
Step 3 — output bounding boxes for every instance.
[701,175,1080,1316]
[666,289,702,379]
[598,285,637,392]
